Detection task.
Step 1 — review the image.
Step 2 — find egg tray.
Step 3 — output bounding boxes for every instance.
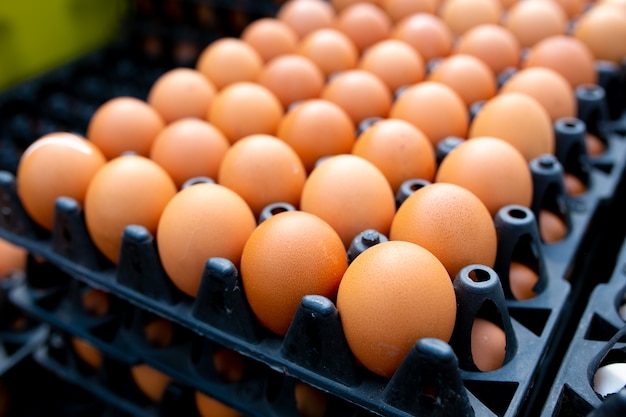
[539,234,626,417]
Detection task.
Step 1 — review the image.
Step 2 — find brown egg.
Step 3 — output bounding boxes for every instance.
[539,209,568,243]
[504,0,568,48]
[352,119,436,192]
[147,68,216,124]
[0,238,26,278]
[471,318,506,372]
[337,240,456,377]
[550,0,586,18]
[389,81,469,148]
[240,17,299,63]
[81,288,110,317]
[335,2,392,52]
[297,28,359,78]
[157,183,256,297]
[320,69,392,125]
[391,13,454,62]
[382,0,440,22]
[195,391,243,417]
[277,99,356,172]
[295,382,328,417]
[453,24,521,75]
[469,92,555,162]
[131,364,172,403]
[87,97,165,159]
[149,118,230,188]
[71,338,102,369]
[213,348,245,383]
[84,155,177,264]
[357,39,426,93]
[509,261,539,300]
[390,183,497,279]
[240,211,348,336]
[218,134,306,216]
[277,0,336,39]
[300,155,396,248]
[257,54,325,108]
[523,35,597,87]
[208,82,284,144]
[427,54,498,107]
[436,137,533,216]
[574,5,626,63]
[195,38,263,90]
[586,133,607,156]
[499,67,576,122]
[332,0,385,11]
[439,0,503,37]
[143,317,174,348]
[498,0,519,9]
[16,132,106,231]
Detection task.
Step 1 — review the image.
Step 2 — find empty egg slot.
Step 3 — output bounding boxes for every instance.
[585,314,622,342]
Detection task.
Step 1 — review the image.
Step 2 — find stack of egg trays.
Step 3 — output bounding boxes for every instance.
[0,88,624,417]
[540,235,626,417]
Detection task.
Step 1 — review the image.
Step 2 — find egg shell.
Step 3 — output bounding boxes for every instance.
[297,28,359,78]
[352,118,436,192]
[382,0,440,22]
[471,318,507,372]
[391,13,454,62]
[71,337,102,369]
[300,154,396,248]
[240,210,348,336]
[469,92,555,162]
[81,288,110,317]
[213,348,245,383]
[87,97,165,159]
[504,0,568,48]
[157,183,257,297]
[257,54,325,108]
[131,364,172,403]
[332,0,385,11]
[16,132,107,231]
[84,155,177,264]
[277,0,336,39]
[509,261,539,300]
[335,2,392,52]
[539,209,568,243]
[389,81,469,147]
[277,99,356,172]
[240,17,299,63]
[295,381,328,417]
[217,134,306,216]
[0,238,27,278]
[195,38,263,90]
[149,118,230,188]
[208,82,284,144]
[336,240,456,377]
[147,68,217,124]
[390,182,497,278]
[574,5,626,63]
[453,23,521,76]
[196,391,243,417]
[436,137,533,216]
[439,0,503,37]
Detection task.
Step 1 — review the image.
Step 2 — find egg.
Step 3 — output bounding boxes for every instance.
[195,38,263,90]
[71,338,102,369]
[297,28,359,78]
[335,2,392,52]
[352,119,436,192]
[453,24,521,75]
[436,137,533,216]
[213,348,245,383]
[295,382,328,417]
[276,99,356,172]
[499,67,576,122]
[196,391,243,417]
[391,13,454,62]
[573,4,626,63]
[390,183,497,279]
[257,54,325,108]
[84,155,177,264]
[550,0,586,18]
[593,363,626,398]
[16,132,107,231]
[332,0,385,11]
[240,17,299,63]
[357,39,426,93]
[522,35,597,87]
[300,155,396,248]
[218,134,306,216]
[382,0,440,22]
[509,261,539,300]
[539,209,568,243]
[586,133,607,157]
[469,92,555,162]
[87,97,164,159]
[157,182,256,297]
[147,67,217,124]
[277,0,336,39]
[149,118,230,188]
[320,69,392,125]
[240,210,348,336]
[439,0,503,37]
[0,238,27,278]
[471,318,506,372]
[208,82,284,144]
[336,240,456,377]
[143,317,174,348]
[130,364,172,403]
[389,81,469,148]
[427,54,498,107]
[504,0,568,48]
